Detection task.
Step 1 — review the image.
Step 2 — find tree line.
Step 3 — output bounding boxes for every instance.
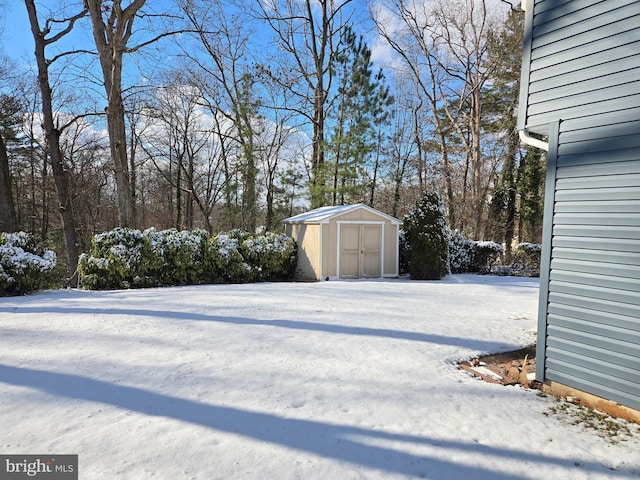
[0,0,545,284]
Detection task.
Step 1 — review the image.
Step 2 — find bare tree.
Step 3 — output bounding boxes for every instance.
[139,79,217,230]
[0,131,17,232]
[433,0,498,237]
[371,0,457,225]
[59,117,111,246]
[85,0,182,227]
[372,0,499,237]
[24,0,84,284]
[387,96,420,218]
[178,0,265,231]
[254,0,355,208]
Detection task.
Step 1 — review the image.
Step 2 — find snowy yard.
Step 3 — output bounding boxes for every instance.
[1,275,638,479]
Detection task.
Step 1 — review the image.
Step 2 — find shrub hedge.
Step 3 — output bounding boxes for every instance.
[448,229,476,274]
[473,241,505,273]
[78,228,297,290]
[400,227,534,276]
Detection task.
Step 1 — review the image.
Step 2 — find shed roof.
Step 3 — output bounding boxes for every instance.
[283,203,401,225]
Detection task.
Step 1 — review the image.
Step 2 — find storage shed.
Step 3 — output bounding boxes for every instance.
[283,204,401,281]
[518,0,640,417]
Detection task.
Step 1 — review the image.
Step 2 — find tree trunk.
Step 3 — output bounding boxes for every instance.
[105,98,134,227]
[437,128,455,228]
[85,0,141,227]
[369,139,380,207]
[25,0,80,285]
[503,131,520,262]
[311,84,326,208]
[242,144,257,233]
[471,90,484,238]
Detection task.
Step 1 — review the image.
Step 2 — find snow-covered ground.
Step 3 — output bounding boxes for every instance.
[1,275,638,479]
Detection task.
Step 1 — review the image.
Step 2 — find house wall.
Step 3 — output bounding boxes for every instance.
[540,121,640,411]
[520,0,640,412]
[519,0,640,135]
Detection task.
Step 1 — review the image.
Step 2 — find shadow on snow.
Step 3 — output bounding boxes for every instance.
[0,364,611,479]
[1,305,522,353]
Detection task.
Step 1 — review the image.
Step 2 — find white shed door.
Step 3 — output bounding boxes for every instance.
[339,224,381,279]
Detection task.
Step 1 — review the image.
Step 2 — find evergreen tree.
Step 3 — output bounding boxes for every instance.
[0,93,21,232]
[402,191,449,280]
[323,26,393,205]
[519,146,545,243]
[483,8,524,257]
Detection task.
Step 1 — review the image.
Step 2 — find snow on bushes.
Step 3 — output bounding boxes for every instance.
[473,241,505,273]
[448,229,476,274]
[447,233,540,276]
[207,233,249,284]
[0,232,57,295]
[241,231,298,282]
[401,226,519,276]
[78,227,297,290]
[145,228,210,285]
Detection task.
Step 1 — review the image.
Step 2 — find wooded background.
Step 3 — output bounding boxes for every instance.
[0,0,545,278]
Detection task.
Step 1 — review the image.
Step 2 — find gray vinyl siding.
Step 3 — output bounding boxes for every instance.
[520,0,640,411]
[518,0,640,134]
[539,119,640,411]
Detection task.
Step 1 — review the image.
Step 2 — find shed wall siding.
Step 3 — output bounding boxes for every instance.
[323,221,337,278]
[383,223,400,277]
[520,0,640,134]
[290,224,322,281]
[541,119,640,411]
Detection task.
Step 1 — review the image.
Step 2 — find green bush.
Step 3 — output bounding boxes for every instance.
[0,232,57,295]
[474,241,504,273]
[79,227,297,289]
[511,243,541,277]
[145,228,210,285]
[207,233,251,283]
[241,232,297,281]
[402,191,449,280]
[78,227,149,289]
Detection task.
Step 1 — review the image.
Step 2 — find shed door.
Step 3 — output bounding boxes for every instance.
[339,224,381,279]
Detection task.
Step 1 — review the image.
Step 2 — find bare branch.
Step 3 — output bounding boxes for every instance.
[48,49,96,65]
[126,28,201,54]
[45,8,88,45]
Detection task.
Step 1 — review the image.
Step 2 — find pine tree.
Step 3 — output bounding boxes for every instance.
[0,94,21,232]
[519,146,545,243]
[483,8,525,257]
[324,26,393,205]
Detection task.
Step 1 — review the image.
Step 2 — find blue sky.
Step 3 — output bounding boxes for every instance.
[2,2,35,61]
[2,0,510,67]
[1,1,380,69]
